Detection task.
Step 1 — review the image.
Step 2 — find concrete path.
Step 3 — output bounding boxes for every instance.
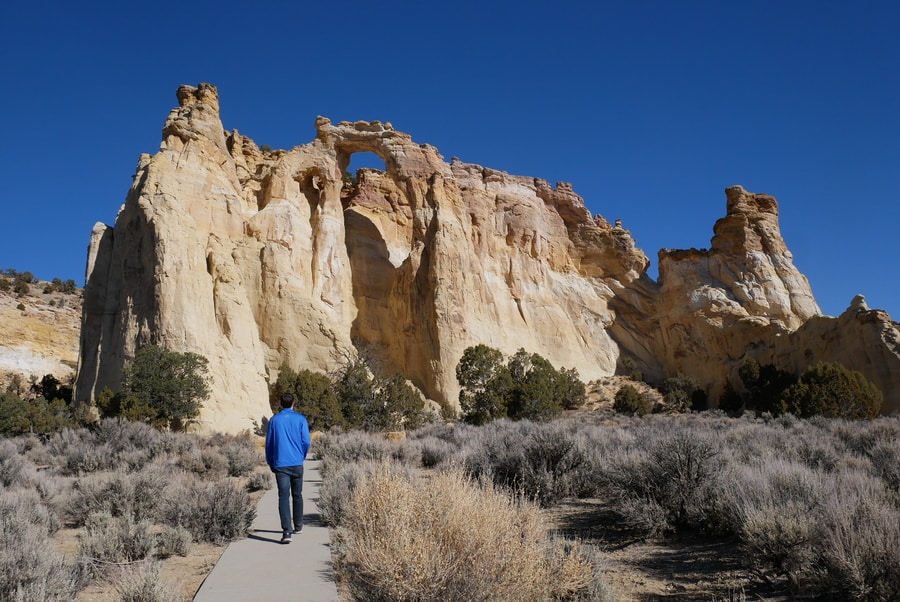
[193,460,340,601]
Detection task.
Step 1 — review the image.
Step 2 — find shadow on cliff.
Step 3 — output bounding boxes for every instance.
[606,273,665,384]
[343,208,398,364]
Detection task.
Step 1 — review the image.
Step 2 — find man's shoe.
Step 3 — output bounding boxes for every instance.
[293,525,303,534]
[281,533,292,544]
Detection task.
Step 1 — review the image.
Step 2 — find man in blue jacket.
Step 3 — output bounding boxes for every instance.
[265,393,311,544]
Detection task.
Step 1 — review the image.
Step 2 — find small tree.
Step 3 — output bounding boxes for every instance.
[557,367,586,410]
[614,384,652,416]
[342,170,358,190]
[332,357,374,429]
[717,380,743,414]
[122,345,211,431]
[506,350,563,421]
[5,374,25,396]
[0,391,71,436]
[456,345,512,425]
[619,356,644,382]
[96,386,164,428]
[331,354,427,431]
[739,359,796,415]
[270,366,345,431]
[663,374,705,412]
[373,374,428,431]
[779,362,882,419]
[456,345,585,424]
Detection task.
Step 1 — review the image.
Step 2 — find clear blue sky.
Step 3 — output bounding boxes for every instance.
[1,1,897,319]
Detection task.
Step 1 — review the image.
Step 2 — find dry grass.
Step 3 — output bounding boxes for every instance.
[321,412,900,601]
[336,464,610,601]
[112,561,183,602]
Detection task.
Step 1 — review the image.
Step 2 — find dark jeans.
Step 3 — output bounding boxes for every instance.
[273,465,304,535]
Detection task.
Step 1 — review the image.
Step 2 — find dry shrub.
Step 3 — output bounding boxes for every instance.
[176,447,229,479]
[245,467,272,492]
[720,457,828,582]
[830,417,900,455]
[91,418,163,457]
[319,460,385,527]
[48,429,116,475]
[117,448,155,472]
[79,511,156,564]
[817,470,900,601]
[415,436,457,468]
[407,420,465,444]
[221,439,260,477]
[0,501,84,600]
[517,423,596,505]
[545,538,614,602]
[603,429,723,535]
[153,430,198,456]
[159,477,255,544]
[34,472,68,510]
[66,472,123,526]
[339,465,610,601]
[113,561,182,602]
[66,466,166,526]
[317,430,400,477]
[14,433,52,466]
[720,455,900,600]
[867,437,900,492]
[460,420,597,506]
[0,438,36,488]
[154,525,192,559]
[0,488,59,534]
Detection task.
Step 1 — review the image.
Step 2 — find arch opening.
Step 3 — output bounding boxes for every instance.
[341,151,386,193]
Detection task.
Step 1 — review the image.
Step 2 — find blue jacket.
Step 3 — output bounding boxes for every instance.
[265,409,311,469]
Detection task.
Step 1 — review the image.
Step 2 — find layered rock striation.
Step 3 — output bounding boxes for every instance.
[74,83,899,431]
[1,286,81,388]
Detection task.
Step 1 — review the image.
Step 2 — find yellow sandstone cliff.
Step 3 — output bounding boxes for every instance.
[71,83,899,432]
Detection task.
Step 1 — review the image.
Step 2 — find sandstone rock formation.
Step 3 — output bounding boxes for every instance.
[656,187,900,409]
[74,83,900,431]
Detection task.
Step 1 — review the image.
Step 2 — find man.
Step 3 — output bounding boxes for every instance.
[265,392,311,544]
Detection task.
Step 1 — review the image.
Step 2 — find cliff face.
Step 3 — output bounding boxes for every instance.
[1,285,81,389]
[74,84,900,431]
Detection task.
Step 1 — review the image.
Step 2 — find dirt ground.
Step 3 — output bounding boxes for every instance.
[54,526,225,601]
[545,497,794,601]
[52,490,265,601]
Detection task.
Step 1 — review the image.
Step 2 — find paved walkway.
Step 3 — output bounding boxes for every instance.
[193,460,340,601]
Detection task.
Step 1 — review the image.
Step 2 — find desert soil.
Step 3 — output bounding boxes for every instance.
[546,497,794,601]
[52,489,266,601]
[58,526,225,602]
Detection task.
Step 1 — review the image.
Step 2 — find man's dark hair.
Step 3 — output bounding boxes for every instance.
[280,393,295,409]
